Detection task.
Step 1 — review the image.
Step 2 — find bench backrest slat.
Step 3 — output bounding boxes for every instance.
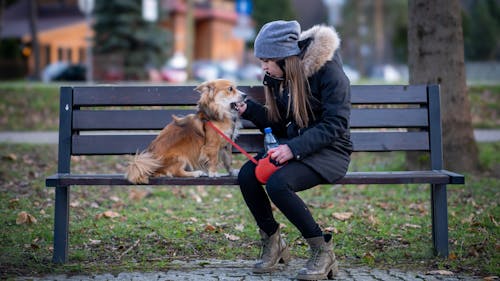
[72,108,429,130]
[71,131,429,155]
[62,85,439,164]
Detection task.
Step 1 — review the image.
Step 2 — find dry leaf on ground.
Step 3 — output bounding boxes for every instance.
[16,211,37,224]
[224,233,240,241]
[332,212,353,221]
[426,270,454,276]
[95,210,120,219]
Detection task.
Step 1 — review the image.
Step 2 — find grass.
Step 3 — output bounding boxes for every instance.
[0,82,498,130]
[0,143,498,279]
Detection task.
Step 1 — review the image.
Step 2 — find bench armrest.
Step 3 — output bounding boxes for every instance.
[434,170,465,184]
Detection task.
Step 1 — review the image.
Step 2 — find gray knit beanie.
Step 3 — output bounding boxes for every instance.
[254,20,301,59]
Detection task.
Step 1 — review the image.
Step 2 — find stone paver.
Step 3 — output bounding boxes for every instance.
[15,259,483,281]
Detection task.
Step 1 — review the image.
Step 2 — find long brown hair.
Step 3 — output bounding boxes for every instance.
[265,56,313,128]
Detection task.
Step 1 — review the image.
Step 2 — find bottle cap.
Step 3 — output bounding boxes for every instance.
[264,127,272,134]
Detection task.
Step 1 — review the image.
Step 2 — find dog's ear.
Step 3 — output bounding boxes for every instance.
[195,81,214,95]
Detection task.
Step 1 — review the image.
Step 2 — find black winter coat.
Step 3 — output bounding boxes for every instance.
[242,25,352,183]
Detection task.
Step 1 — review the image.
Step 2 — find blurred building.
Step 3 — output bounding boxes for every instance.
[0,0,244,80]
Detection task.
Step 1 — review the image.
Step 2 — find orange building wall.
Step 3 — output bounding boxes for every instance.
[23,21,91,75]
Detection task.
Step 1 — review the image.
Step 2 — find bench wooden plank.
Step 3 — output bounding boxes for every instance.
[71,134,265,155]
[72,108,429,130]
[350,85,428,104]
[70,85,428,107]
[70,131,429,155]
[46,170,463,187]
[73,86,201,106]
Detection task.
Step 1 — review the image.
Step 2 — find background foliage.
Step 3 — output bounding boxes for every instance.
[93,0,172,79]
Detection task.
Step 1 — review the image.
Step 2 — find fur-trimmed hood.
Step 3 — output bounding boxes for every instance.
[300,25,341,78]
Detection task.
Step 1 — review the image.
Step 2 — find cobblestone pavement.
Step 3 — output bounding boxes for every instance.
[16,259,483,281]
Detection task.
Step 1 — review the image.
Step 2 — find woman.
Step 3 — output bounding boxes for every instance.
[235,20,352,280]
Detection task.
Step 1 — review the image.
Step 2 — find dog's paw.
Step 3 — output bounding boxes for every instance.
[229,169,240,177]
[191,170,206,177]
[208,171,222,178]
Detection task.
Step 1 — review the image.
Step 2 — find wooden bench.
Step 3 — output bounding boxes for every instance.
[46,84,464,263]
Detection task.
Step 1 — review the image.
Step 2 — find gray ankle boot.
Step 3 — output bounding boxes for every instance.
[253,228,291,273]
[296,234,338,280]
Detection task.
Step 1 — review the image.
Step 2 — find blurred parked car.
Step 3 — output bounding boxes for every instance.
[370,64,402,82]
[42,62,86,82]
[343,65,360,82]
[237,64,263,82]
[53,64,86,81]
[192,60,220,81]
[158,52,187,83]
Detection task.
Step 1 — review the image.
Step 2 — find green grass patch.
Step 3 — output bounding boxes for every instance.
[0,142,498,278]
[0,83,59,131]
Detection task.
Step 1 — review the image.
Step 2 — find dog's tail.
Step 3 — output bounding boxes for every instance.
[125,151,162,184]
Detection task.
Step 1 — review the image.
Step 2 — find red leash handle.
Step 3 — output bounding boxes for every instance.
[206,121,259,164]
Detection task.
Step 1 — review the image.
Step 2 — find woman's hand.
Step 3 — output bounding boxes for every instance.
[235,102,247,116]
[269,144,293,164]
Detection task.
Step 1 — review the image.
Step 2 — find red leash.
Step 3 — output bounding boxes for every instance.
[205,121,258,164]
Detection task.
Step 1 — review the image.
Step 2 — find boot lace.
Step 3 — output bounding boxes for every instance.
[259,238,271,260]
[306,248,321,267]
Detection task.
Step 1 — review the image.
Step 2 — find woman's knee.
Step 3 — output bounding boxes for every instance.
[238,160,259,190]
[265,172,290,199]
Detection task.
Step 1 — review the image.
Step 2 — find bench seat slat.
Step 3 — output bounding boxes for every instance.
[73,108,429,130]
[46,170,463,187]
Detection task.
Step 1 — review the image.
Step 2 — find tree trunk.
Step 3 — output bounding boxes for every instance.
[407,0,479,172]
[28,0,41,80]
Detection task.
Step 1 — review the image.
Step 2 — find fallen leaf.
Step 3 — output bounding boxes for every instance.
[3,153,17,161]
[448,252,457,260]
[104,210,120,218]
[403,223,421,229]
[367,214,378,226]
[332,212,353,221]
[426,270,454,276]
[205,224,216,232]
[96,210,120,219]
[16,211,37,224]
[89,239,101,245]
[129,189,150,201]
[324,226,339,234]
[376,202,391,210]
[189,190,202,203]
[483,276,499,281]
[224,233,240,241]
[70,201,80,208]
[8,198,19,209]
[489,215,498,227]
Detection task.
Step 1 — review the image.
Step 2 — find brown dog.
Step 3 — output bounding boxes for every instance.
[125,79,245,184]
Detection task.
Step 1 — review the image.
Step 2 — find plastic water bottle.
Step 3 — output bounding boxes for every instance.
[264,127,279,151]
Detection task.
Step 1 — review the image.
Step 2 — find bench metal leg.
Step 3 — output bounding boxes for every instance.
[53,186,70,263]
[431,183,449,257]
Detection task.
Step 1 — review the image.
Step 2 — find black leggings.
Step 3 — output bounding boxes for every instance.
[238,157,326,239]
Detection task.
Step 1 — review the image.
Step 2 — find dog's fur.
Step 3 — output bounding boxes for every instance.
[125,79,244,184]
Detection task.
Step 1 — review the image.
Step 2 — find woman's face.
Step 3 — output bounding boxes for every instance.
[260,59,284,78]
